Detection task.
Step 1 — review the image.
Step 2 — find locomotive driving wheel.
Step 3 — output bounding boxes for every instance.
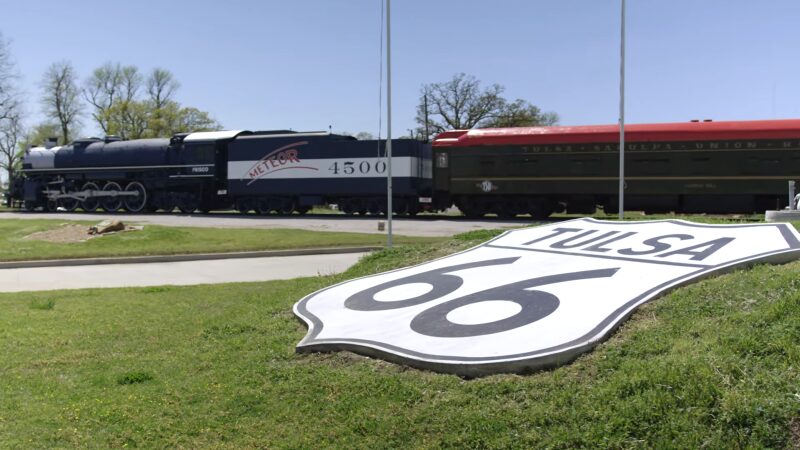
[81,182,100,212]
[101,182,123,212]
[123,182,147,213]
[59,194,79,212]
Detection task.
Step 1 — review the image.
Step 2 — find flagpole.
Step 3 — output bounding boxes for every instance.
[618,0,626,220]
[386,0,393,247]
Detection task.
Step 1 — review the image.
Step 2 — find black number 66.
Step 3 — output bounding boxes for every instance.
[344,257,618,338]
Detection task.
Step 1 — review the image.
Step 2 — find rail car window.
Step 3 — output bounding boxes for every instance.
[436,152,448,168]
[631,158,669,175]
[190,144,215,163]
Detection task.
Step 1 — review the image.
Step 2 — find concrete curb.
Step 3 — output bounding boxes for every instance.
[765,210,800,223]
[0,246,380,269]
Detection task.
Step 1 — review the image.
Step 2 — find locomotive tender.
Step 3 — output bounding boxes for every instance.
[15,130,433,215]
[12,118,800,217]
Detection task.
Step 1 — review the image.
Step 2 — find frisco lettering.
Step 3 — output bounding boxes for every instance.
[521,227,734,261]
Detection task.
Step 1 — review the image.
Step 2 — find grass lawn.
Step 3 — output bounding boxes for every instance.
[0,229,798,447]
[0,219,442,262]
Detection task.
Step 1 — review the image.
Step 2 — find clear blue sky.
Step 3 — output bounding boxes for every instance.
[2,0,799,137]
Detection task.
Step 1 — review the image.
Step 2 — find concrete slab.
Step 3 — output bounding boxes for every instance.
[0,253,367,293]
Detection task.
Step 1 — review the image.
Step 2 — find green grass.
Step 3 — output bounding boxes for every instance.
[0,219,441,262]
[1,230,799,448]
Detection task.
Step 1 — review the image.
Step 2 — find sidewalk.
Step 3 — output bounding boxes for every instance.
[0,252,368,292]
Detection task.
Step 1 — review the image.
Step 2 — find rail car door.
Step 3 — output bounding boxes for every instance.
[214,141,228,193]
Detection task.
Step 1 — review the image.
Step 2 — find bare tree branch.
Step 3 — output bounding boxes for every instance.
[41,61,82,144]
[416,73,558,138]
[146,68,179,110]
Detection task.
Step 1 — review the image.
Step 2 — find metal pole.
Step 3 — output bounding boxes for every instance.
[618,0,626,220]
[789,180,796,210]
[424,93,430,142]
[386,0,393,247]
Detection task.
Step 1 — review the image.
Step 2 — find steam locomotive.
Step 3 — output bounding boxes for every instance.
[10,119,800,217]
[12,130,433,215]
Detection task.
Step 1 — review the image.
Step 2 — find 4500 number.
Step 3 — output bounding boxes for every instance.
[328,160,387,175]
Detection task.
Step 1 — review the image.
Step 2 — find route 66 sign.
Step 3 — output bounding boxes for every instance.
[294,219,800,377]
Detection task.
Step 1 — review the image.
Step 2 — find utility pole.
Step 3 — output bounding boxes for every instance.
[386,0,393,247]
[618,0,626,220]
[424,93,430,142]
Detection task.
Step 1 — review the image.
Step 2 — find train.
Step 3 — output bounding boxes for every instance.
[10,130,432,215]
[9,118,800,217]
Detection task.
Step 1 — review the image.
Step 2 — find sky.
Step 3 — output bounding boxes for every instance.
[1,0,800,138]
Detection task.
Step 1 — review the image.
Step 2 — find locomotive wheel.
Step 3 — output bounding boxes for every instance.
[392,198,407,215]
[256,199,272,215]
[101,182,123,212]
[236,198,254,214]
[296,206,311,215]
[81,182,100,212]
[368,199,382,215]
[278,198,295,215]
[46,199,58,212]
[59,196,79,212]
[339,199,354,215]
[178,195,199,214]
[496,201,517,219]
[528,199,554,219]
[123,182,147,213]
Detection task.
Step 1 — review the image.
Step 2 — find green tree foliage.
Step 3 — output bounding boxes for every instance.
[481,98,559,128]
[19,122,61,150]
[415,73,558,139]
[85,64,220,139]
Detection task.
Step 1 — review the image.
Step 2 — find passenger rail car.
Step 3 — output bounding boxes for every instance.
[431,119,800,217]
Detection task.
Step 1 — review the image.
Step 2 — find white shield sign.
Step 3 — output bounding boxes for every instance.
[294,219,800,377]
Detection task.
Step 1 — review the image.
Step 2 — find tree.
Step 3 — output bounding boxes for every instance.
[84,63,216,139]
[415,73,558,138]
[174,105,221,133]
[0,32,20,123]
[41,61,82,144]
[146,68,179,109]
[83,62,142,134]
[19,122,61,150]
[415,73,504,135]
[106,100,150,140]
[0,32,23,186]
[481,99,559,128]
[0,111,23,187]
[355,131,375,140]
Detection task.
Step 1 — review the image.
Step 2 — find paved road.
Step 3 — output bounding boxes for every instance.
[0,211,533,237]
[0,252,366,293]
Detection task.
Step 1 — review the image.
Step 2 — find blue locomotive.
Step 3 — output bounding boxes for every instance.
[14,130,433,214]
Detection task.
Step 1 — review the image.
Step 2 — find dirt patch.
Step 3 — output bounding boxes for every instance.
[790,418,800,449]
[23,224,94,243]
[23,223,142,244]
